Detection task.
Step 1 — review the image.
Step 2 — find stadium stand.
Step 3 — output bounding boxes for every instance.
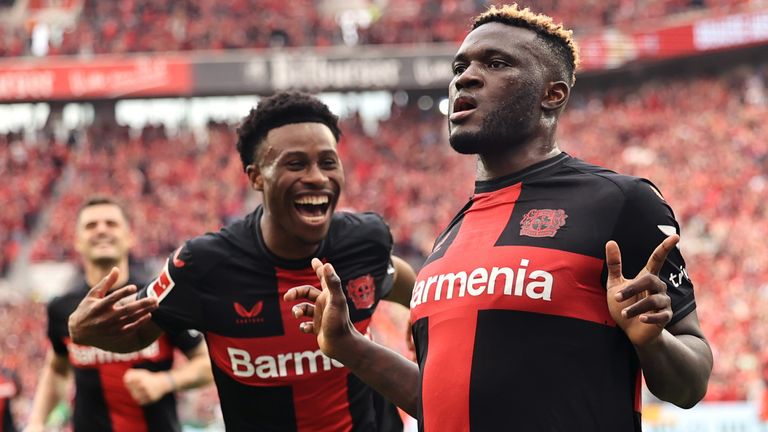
[0,0,759,56]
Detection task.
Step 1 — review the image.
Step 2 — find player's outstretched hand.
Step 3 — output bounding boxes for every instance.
[605,235,679,347]
[284,258,361,363]
[68,267,158,349]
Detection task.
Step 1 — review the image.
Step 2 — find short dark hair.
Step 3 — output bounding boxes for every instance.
[236,91,342,172]
[76,196,130,226]
[473,4,580,86]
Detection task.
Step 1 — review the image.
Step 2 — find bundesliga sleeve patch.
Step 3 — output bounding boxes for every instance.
[148,260,175,302]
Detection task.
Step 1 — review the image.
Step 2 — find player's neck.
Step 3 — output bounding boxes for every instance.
[83,259,130,289]
[475,141,561,181]
[260,217,320,261]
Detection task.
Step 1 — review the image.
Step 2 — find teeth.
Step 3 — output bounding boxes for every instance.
[295,196,329,205]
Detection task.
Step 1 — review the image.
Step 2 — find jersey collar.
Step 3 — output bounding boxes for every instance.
[474,152,571,194]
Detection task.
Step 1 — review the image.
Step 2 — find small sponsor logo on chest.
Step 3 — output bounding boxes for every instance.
[233,301,265,324]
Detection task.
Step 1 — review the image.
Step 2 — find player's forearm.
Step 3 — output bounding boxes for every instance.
[387,256,416,308]
[28,366,68,426]
[636,330,712,408]
[169,354,213,392]
[342,333,420,416]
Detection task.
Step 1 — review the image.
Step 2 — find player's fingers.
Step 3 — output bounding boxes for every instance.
[284,285,322,302]
[88,267,120,299]
[116,297,158,315]
[615,273,667,302]
[645,234,679,275]
[320,263,344,298]
[299,321,316,334]
[101,285,138,308]
[604,240,624,285]
[116,304,157,328]
[311,257,324,277]
[639,310,674,325]
[121,313,153,332]
[292,302,315,319]
[621,293,671,319]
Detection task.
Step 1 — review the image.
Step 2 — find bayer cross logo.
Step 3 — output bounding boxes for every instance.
[519,209,568,238]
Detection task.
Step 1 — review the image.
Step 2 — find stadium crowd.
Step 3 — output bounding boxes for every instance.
[1,66,767,425]
[0,0,757,57]
[0,132,70,276]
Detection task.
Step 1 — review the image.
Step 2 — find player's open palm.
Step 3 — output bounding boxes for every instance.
[284,258,361,362]
[605,235,679,347]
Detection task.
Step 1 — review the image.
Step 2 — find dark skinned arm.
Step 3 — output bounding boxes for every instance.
[606,235,712,408]
[285,259,421,416]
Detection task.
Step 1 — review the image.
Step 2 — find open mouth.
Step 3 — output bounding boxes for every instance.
[450,96,477,122]
[293,195,331,223]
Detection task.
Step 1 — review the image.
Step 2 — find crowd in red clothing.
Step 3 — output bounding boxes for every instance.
[560,67,768,402]
[0,132,70,276]
[1,66,768,427]
[29,122,248,263]
[0,0,757,57]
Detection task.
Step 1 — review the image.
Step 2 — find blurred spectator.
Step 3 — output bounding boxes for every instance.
[0,0,757,56]
[0,132,70,276]
[0,365,21,432]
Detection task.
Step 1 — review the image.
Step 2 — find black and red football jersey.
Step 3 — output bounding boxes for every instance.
[410,153,696,431]
[0,367,19,432]
[47,278,203,432]
[138,206,397,432]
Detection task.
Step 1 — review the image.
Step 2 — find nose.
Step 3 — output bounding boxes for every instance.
[454,62,483,91]
[302,163,329,186]
[94,221,109,234]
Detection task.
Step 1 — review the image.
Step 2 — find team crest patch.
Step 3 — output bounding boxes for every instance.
[346,274,375,309]
[519,209,567,238]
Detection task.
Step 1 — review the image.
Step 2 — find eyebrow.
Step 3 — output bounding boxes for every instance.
[278,149,338,159]
[453,47,516,64]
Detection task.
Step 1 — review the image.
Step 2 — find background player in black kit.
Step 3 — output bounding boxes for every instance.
[27,197,213,432]
[285,4,713,431]
[67,92,416,431]
[0,366,20,432]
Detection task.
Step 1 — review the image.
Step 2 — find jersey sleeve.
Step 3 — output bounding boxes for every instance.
[609,178,696,326]
[167,328,205,354]
[358,212,396,301]
[137,242,205,333]
[46,299,69,356]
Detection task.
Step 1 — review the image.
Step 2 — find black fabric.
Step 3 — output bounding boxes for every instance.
[411,153,696,431]
[138,206,399,431]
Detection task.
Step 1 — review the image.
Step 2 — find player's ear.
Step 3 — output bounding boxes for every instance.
[541,81,570,112]
[246,164,264,192]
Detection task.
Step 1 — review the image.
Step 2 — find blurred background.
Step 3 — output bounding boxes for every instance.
[0,0,767,431]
